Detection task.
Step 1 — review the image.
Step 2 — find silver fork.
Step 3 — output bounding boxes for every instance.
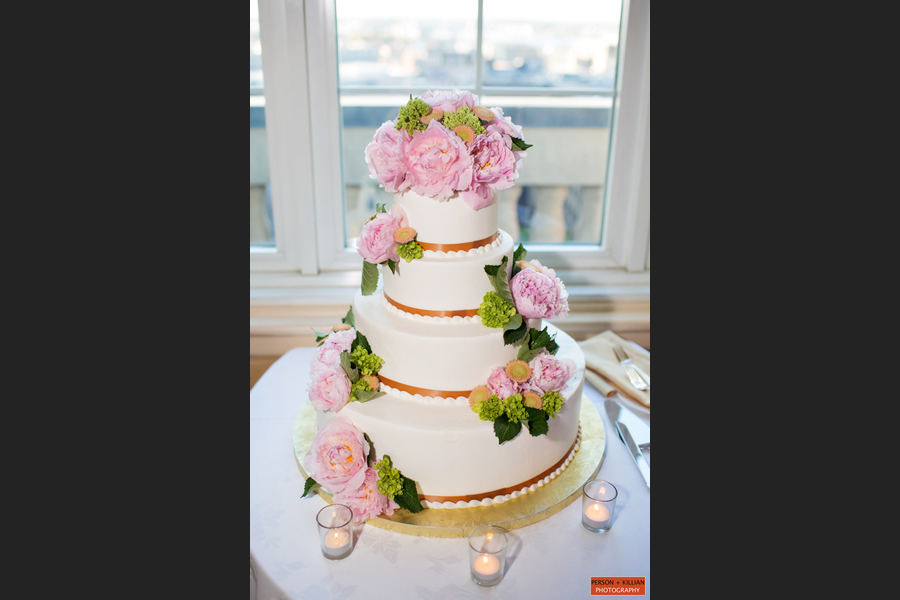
[613,344,650,391]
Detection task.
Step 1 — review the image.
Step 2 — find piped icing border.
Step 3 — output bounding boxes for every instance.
[422,427,583,509]
[418,231,500,254]
[384,294,481,320]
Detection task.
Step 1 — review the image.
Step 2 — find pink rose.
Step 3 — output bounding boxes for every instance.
[365,121,411,193]
[487,365,520,399]
[313,329,356,370]
[420,89,478,114]
[333,467,400,524]
[402,121,474,201]
[307,366,352,412]
[304,417,370,494]
[356,205,409,264]
[528,351,576,394]
[510,260,570,319]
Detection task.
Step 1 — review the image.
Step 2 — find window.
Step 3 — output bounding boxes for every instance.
[251,0,649,333]
[250,0,274,248]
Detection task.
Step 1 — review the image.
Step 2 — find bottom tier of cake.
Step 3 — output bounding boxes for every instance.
[315,324,586,509]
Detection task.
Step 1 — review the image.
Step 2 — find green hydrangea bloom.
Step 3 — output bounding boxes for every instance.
[477,395,506,422]
[478,292,516,328]
[504,394,528,424]
[395,98,432,136]
[348,378,364,402]
[375,455,404,499]
[542,391,565,418]
[397,241,424,263]
[441,107,487,136]
[350,346,385,376]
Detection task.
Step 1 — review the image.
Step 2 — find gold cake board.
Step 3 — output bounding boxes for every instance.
[292,397,606,538]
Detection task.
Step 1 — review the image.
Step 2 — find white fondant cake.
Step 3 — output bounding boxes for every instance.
[304,91,586,514]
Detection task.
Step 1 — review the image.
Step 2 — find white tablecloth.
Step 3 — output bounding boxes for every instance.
[250,348,651,599]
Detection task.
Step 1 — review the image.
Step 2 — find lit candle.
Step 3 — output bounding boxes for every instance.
[323,529,351,557]
[584,502,611,529]
[473,554,501,583]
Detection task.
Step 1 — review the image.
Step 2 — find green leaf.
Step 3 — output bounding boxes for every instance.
[517,346,543,364]
[342,308,355,329]
[362,261,380,296]
[313,329,331,346]
[376,203,387,214]
[504,320,529,346]
[354,389,380,403]
[484,264,502,278]
[546,338,561,356]
[525,408,550,437]
[513,243,528,264]
[510,137,534,151]
[494,414,523,444]
[386,259,398,275]
[490,256,515,307]
[354,332,373,354]
[503,314,523,332]
[340,351,359,383]
[394,477,424,513]
[512,244,528,277]
[303,477,319,497]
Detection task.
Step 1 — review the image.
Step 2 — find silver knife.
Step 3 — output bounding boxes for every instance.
[617,422,651,489]
[604,399,650,451]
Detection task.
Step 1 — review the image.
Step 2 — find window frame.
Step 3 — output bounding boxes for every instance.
[251,0,649,282]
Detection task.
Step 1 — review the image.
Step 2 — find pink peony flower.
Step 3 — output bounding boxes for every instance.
[307,366,352,412]
[356,205,410,264]
[458,182,494,211]
[420,89,479,114]
[487,365,520,399]
[510,260,570,319]
[471,131,518,191]
[528,351,577,394]
[485,107,524,140]
[333,467,400,524]
[304,417,370,494]
[402,121,474,201]
[313,329,356,370]
[365,121,411,193]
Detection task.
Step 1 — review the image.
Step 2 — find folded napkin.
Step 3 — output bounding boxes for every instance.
[579,331,650,409]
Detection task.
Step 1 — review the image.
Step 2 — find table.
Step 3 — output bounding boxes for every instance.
[250,347,650,599]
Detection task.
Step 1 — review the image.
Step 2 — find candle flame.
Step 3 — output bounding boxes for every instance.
[483,556,489,564]
[486,533,494,541]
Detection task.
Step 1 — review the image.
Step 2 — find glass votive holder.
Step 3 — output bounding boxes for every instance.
[317,504,354,560]
[468,525,508,587]
[583,480,618,533]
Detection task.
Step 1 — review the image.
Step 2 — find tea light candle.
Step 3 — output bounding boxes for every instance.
[323,529,351,557]
[473,554,501,583]
[584,502,611,529]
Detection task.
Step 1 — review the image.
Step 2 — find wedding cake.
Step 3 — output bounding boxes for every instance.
[303,91,586,521]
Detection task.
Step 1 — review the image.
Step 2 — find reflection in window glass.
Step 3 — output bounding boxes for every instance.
[336,0,623,246]
[250,0,274,248]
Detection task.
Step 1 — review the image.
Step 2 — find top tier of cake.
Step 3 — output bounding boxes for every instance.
[394,191,499,246]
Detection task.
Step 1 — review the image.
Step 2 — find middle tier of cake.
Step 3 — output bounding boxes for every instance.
[382,230,515,316]
[355,290,542,399]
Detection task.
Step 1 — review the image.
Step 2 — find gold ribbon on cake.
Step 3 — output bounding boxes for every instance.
[384,295,480,320]
[416,231,500,253]
[377,374,473,400]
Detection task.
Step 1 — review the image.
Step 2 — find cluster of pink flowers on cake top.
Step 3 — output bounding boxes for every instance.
[510,260,570,320]
[365,90,530,211]
[487,350,576,399]
[305,417,399,523]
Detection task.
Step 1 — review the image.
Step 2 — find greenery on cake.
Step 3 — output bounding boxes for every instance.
[374,455,424,514]
[479,246,531,344]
